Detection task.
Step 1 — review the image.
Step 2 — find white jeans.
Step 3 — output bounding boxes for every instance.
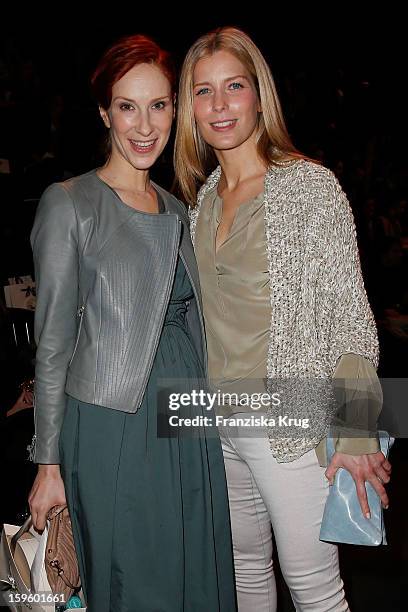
[219,418,349,611]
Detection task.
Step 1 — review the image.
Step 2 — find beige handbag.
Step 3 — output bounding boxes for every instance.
[45,505,81,601]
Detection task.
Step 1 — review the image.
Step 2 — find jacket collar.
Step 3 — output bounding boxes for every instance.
[153,181,203,310]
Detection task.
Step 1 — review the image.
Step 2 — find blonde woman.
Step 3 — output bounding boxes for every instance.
[175,27,391,612]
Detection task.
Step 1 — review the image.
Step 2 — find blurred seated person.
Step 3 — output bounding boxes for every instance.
[0,302,36,525]
[23,122,65,200]
[357,196,383,283]
[6,384,33,418]
[370,237,408,318]
[378,200,405,242]
[371,237,408,377]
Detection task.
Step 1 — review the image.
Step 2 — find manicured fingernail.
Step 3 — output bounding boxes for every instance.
[365,512,371,519]
[385,505,389,509]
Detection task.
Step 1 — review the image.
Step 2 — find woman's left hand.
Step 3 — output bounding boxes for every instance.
[325,451,392,518]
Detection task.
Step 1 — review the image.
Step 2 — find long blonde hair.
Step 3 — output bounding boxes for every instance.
[174,27,305,205]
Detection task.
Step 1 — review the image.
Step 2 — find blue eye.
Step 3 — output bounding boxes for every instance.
[229,82,243,90]
[152,101,166,110]
[196,87,210,96]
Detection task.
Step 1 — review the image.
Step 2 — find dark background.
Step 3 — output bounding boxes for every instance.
[1,10,407,611]
[1,12,407,181]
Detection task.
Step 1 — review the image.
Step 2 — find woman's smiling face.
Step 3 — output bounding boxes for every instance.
[192,50,261,153]
[100,62,174,171]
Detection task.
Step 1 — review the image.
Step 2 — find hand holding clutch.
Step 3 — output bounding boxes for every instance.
[320,431,394,545]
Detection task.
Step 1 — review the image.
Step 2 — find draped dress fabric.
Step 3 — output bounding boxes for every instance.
[59,201,236,612]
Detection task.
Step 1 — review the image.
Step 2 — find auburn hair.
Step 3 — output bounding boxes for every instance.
[91,34,176,110]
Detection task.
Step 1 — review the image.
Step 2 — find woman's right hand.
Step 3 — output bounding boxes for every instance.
[28,465,67,531]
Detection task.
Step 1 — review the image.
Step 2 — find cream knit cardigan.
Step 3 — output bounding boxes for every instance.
[189,159,379,462]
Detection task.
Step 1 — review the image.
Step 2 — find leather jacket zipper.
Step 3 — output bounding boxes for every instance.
[68,304,85,366]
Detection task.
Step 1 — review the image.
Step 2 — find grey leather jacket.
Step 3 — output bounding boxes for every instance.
[31,170,206,464]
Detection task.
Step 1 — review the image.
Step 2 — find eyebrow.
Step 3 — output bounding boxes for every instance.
[112,95,171,103]
[193,75,250,87]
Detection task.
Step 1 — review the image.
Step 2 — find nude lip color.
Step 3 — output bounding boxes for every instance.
[129,139,157,154]
[210,119,237,132]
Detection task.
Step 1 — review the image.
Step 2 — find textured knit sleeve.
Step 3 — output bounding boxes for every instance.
[322,172,379,370]
[308,167,381,463]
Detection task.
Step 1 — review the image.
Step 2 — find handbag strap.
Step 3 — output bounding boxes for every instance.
[378,430,394,457]
[326,435,336,461]
[47,504,67,520]
[10,516,32,555]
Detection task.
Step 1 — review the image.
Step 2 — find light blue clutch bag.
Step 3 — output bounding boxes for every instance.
[319,431,394,546]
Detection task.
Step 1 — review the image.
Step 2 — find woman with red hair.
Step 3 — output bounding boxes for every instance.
[28,34,236,611]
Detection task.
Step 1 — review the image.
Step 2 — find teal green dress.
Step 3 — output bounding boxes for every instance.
[59,251,237,612]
